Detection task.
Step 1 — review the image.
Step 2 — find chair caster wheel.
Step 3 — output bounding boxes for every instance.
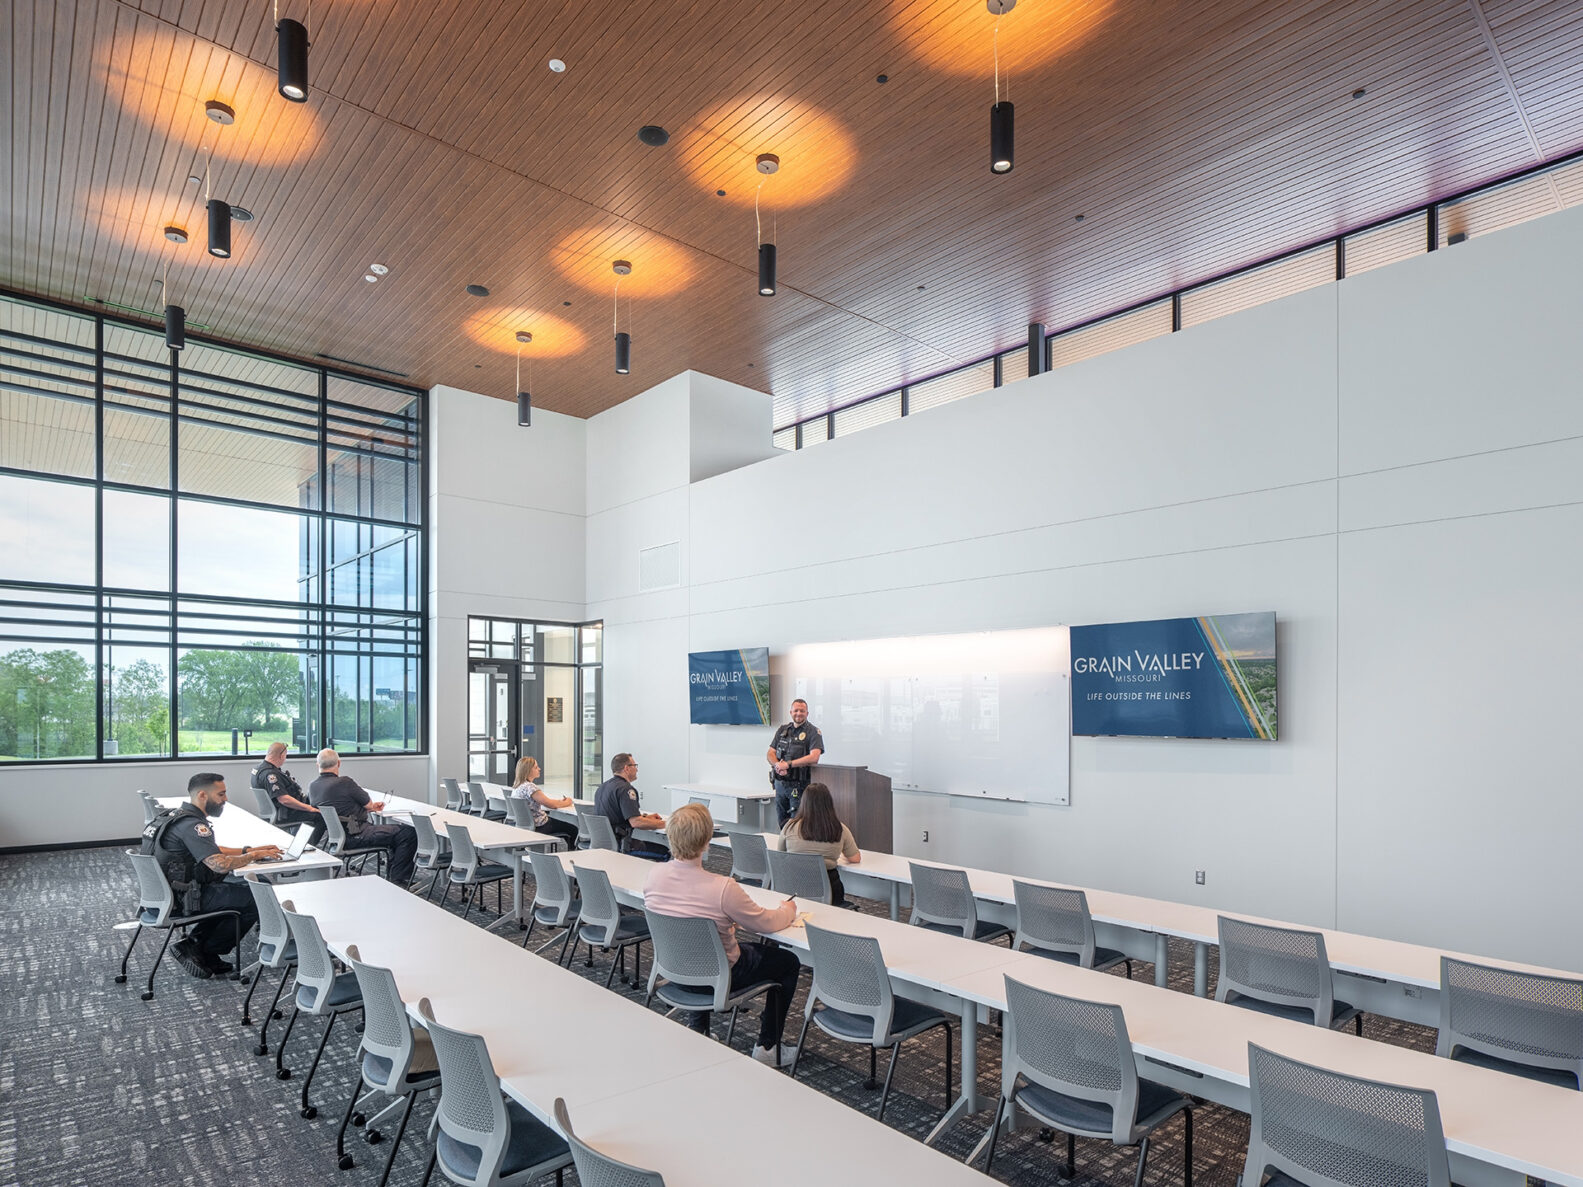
[141,991,154,1001]
[863,1079,880,1091]
[271,1009,284,1019]
[241,974,254,986]
[338,1155,355,1171]
[276,1068,292,1081]
[352,1112,365,1127]
[1038,1128,1056,1143]
[253,1043,268,1056]
[114,974,127,984]
[366,1129,383,1145]
[300,1106,317,1120]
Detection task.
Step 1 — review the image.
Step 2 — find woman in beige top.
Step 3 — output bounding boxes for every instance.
[780,781,861,906]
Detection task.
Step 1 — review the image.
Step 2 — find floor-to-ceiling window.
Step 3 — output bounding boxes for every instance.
[0,291,427,763]
[466,618,602,797]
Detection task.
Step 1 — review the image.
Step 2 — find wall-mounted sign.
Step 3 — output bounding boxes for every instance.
[546,697,563,723]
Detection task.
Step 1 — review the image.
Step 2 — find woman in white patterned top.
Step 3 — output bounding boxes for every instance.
[510,756,578,849]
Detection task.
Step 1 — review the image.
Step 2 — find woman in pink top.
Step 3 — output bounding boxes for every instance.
[643,802,803,1066]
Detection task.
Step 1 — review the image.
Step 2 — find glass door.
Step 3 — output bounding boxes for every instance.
[467,661,518,783]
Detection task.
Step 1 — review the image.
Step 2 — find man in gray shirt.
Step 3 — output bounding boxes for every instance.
[307,748,418,884]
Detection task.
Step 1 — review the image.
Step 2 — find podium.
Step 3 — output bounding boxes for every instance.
[809,763,893,854]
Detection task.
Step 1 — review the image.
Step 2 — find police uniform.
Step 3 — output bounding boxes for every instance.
[593,774,667,859]
[145,803,259,964]
[251,760,323,842]
[769,719,825,825]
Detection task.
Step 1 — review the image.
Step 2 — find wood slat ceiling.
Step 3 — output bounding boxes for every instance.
[5,0,1583,426]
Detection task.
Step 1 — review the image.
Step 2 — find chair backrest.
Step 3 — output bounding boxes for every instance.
[584,813,619,852]
[410,811,444,866]
[572,865,623,942]
[729,831,770,886]
[505,796,536,829]
[318,804,350,853]
[248,879,293,967]
[1013,881,1098,965]
[909,862,979,937]
[137,790,159,825]
[529,851,576,925]
[250,783,279,823]
[805,922,896,1045]
[1217,916,1335,1026]
[443,821,483,880]
[1437,956,1583,1088]
[1245,1042,1452,1187]
[766,849,831,903]
[643,910,734,1012]
[346,947,418,1093]
[1002,975,1140,1144]
[554,1098,666,1187]
[441,778,464,810]
[280,903,340,1015]
[127,851,175,925]
[419,998,513,1187]
[466,782,490,813]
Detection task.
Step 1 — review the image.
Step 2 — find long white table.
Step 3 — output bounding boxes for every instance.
[273,874,998,1186]
[554,848,1583,1186]
[154,797,342,879]
[838,851,1583,1026]
[373,793,563,930]
[662,781,777,830]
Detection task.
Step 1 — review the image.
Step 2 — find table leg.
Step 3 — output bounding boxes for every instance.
[1194,941,1208,997]
[889,882,900,922]
[1155,935,1169,988]
[925,999,981,1147]
[482,848,527,935]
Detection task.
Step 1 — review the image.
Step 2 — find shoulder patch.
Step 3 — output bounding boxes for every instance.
[626,789,637,800]
[195,824,213,837]
[268,773,279,784]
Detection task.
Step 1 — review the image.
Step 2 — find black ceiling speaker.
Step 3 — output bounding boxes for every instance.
[207,198,232,258]
[278,18,309,102]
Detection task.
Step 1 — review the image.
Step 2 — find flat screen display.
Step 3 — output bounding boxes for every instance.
[1070,612,1277,739]
[688,647,771,725]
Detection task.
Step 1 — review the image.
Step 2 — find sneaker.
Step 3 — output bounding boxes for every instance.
[752,1044,798,1068]
[172,939,214,980]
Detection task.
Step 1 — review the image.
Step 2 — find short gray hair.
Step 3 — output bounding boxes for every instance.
[317,748,339,771]
[267,741,288,759]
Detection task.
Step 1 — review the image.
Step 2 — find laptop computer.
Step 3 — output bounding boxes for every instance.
[250,822,314,863]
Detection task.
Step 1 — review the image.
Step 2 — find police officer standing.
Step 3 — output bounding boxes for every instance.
[251,741,323,842]
[766,698,824,826]
[143,772,279,979]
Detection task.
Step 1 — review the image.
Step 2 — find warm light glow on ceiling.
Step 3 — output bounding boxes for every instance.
[85,186,228,263]
[550,226,698,297]
[464,307,588,358]
[679,96,857,208]
[892,0,1114,78]
[96,25,325,168]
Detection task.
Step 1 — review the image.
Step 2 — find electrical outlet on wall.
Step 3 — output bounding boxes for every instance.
[1194,870,1206,885]
[922,830,929,843]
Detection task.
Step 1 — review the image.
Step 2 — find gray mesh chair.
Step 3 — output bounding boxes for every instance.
[583,813,620,853]
[572,865,651,989]
[504,795,540,834]
[642,910,780,1050]
[729,831,771,888]
[251,782,280,823]
[789,922,954,1121]
[1436,956,1583,1089]
[574,809,596,851]
[766,848,832,904]
[275,903,365,1119]
[442,778,465,811]
[979,976,1192,1185]
[240,879,297,1051]
[335,946,441,1186]
[553,1098,666,1187]
[1244,1043,1450,1187]
[466,782,506,822]
[1217,916,1361,1033]
[410,812,453,900]
[1012,881,1132,977]
[521,851,582,964]
[442,822,513,919]
[319,807,387,879]
[416,998,572,1187]
[116,851,243,1000]
[909,862,1012,944]
[137,789,159,825]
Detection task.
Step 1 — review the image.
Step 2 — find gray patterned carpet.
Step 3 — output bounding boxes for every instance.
[0,847,1439,1187]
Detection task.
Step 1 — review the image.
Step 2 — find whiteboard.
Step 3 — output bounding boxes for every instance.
[774,627,1071,805]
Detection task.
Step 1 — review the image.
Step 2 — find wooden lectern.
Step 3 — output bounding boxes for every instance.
[809,763,893,854]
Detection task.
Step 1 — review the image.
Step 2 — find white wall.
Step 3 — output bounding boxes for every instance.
[597,203,1583,970]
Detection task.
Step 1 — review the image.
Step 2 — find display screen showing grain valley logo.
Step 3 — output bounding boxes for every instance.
[1069,613,1277,739]
[687,647,772,725]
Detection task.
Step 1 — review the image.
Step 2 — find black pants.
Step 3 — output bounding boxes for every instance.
[351,822,418,884]
[622,837,670,861]
[275,804,325,846]
[774,780,806,826]
[686,941,802,1048]
[536,816,579,850]
[189,880,258,956]
[826,866,846,907]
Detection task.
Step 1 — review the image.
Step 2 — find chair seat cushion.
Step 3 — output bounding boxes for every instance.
[816,997,951,1043]
[451,861,513,884]
[533,900,580,926]
[1224,992,1357,1027]
[581,913,650,946]
[1028,945,1129,970]
[258,938,297,966]
[1014,1076,1186,1136]
[362,1048,442,1091]
[656,982,717,1010]
[438,1097,569,1181]
[1450,1046,1581,1090]
[917,918,1011,943]
[138,907,164,925]
[297,969,361,1012]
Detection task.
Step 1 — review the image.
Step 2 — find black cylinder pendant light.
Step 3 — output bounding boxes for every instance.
[758,243,777,297]
[755,153,780,296]
[990,101,1014,174]
[515,332,532,426]
[612,260,632,374]
[277,17,309,102]
[164,304,187,351]
[207,198,232,258]
[614,331,631,375]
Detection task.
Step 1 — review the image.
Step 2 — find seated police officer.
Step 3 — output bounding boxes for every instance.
[308,748,418,885]
[145,772,279,979]
[766,698,825,826]
[251,741,323,843]
[593,752,667,859]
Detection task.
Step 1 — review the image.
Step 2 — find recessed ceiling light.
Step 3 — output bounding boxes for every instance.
[1073,213,1085,222]
[188,174,202,187]
[563,301,571,306]
[549,58,566,73]
[369,263,388,275]
[164,226,189,243]
[364,274,378,283]
[1352,87,1367,99]
[230,206,254,222]
[876,74,889,84]
[466,284,490,297]
[638,125,669,147]
[916,285,925,291]
[204,100,236,125]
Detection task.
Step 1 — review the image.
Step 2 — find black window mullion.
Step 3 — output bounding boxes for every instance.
[168,333,180,761]
[318,367,329,753]
[94,315,105,761]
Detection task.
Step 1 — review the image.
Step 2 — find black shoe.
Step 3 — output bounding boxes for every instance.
[199,951,234,975]
[172,939,214,980]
